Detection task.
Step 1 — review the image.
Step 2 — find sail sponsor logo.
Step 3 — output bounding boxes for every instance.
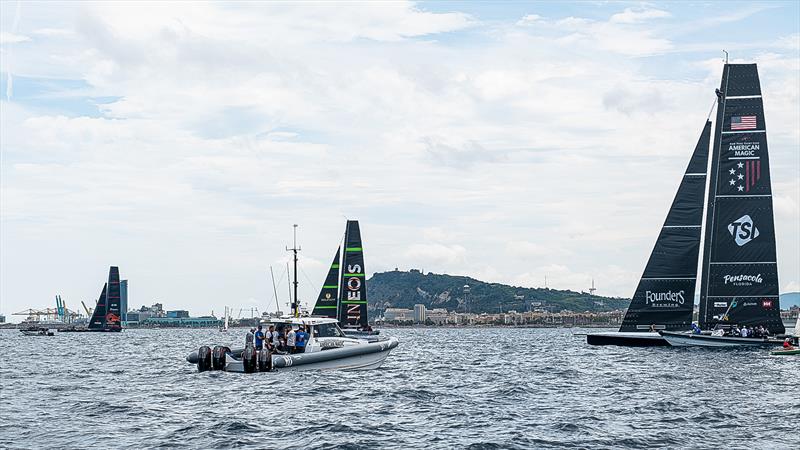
[345,263,362,322]
[713,302,728,308]
[728,142,760,157]
[645,290,685,306]
[727,215,759,246]
[722,273,763,286]
[762,299,773,308]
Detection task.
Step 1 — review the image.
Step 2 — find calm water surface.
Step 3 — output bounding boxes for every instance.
[1,328,797,449]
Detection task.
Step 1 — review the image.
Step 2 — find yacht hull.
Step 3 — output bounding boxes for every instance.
[659,331,780,347]
[188,337,399,372]
[586,331,667,347]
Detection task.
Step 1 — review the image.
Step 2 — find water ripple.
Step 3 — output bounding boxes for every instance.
[0,328,797,449]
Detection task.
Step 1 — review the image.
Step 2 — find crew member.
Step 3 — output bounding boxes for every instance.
[295,326,308,354]
[245,328,255,348]
[286,326,297,353]
[783,338,795,350]
[254,325,265,351]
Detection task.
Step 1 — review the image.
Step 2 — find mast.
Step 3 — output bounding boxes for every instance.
[270,266,280,313]
[699,62,783,334]
[618,121,711,332]
[286,225,301,317]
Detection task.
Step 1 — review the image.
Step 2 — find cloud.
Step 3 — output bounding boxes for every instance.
[0,31,30,44]
[610,8,670,24]
[1,1,798,318]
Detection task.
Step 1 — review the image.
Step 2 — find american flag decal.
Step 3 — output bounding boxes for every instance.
[745,160,760,192]
[730,115,757,130]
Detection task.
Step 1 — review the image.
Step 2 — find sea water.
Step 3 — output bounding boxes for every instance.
[0,328,797,449]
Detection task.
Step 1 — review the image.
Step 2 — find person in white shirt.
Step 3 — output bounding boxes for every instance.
[740,327,749,338]
[271,325,281,351]
[286,326,297,353]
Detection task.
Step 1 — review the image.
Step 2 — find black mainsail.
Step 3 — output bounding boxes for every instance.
[618,121,711,332]
[699,63,784,334]
[311,246,341,318]
[87,266,123,332]
[339,220,368,328]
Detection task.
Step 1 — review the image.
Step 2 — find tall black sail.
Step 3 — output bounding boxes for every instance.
[339,220,368,327]
[699,63,784,334]
[619,122,710,331]
[312,246,341,318]
[88,283,108,330]
[87,266,123,331]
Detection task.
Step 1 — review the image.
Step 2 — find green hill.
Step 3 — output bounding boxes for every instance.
[366,269,629,315]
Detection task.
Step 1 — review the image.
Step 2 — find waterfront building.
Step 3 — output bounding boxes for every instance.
[120,280,128,322]
[413,304,427,323]
[166,310,189,318]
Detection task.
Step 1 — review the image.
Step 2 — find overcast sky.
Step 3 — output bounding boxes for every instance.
[1,1,798,321]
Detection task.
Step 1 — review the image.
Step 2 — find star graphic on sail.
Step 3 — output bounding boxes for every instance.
[725,159,762,194]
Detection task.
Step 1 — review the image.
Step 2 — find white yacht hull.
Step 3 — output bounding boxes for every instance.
[659,331,780,347]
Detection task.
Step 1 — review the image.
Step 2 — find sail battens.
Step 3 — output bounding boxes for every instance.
[726,95,762,99]
[640,277,696,280]
[699,63,783,334]
[618,121,710,333]
[716,194,771,198]
[722,130,766,134]
[710,261,777,265]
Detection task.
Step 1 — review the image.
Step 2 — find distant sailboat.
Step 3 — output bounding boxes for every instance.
[587,122,710,346]
[87,266,123,332]
[220,306,230,332]
[661,62,785,347]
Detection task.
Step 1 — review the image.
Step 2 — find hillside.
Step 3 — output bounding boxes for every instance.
[366,269,629,315]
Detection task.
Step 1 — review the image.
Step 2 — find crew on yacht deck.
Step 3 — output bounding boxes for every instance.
[691,323,702,334]
[273,326,283,351]
[286,326,297,353]
[740,326,749,338]
[245,328,255,348]
[295,326,308,353]
[266,325,277,351]
[254,325,265,351]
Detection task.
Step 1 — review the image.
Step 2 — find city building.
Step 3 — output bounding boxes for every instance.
[413,304,427,323]
[166,310,190,318]
[120,280,128,322]
[383,308,414,322]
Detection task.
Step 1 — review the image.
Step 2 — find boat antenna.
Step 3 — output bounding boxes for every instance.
[286,224,301,317]
[270,266,280,313]
[722,50,728,64]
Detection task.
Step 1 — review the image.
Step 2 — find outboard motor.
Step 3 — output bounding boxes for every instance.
[258,349,272,372]
[241,345,257,373]
[212,345,228,370]
[197,346,212,372]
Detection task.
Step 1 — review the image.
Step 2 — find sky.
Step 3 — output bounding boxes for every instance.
[1,1,798,321]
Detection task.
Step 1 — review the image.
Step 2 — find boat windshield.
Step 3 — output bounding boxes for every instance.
[315,323,345,338]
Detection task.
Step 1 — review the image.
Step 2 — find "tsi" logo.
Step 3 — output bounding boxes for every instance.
[728,215,759,246]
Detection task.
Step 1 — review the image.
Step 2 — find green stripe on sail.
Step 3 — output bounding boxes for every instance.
[322,285,338,289]
[341,301,367,304]
[342,273,364,277]
[345,247,362,252]
[330,264,339,269]
[313,305,337,309]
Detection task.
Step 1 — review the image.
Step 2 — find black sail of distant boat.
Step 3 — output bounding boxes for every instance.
[618,121,711,332]
[88,266,123,332]
[312,247,341,318]
[339,220,368,327]
[699,63,784,334]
